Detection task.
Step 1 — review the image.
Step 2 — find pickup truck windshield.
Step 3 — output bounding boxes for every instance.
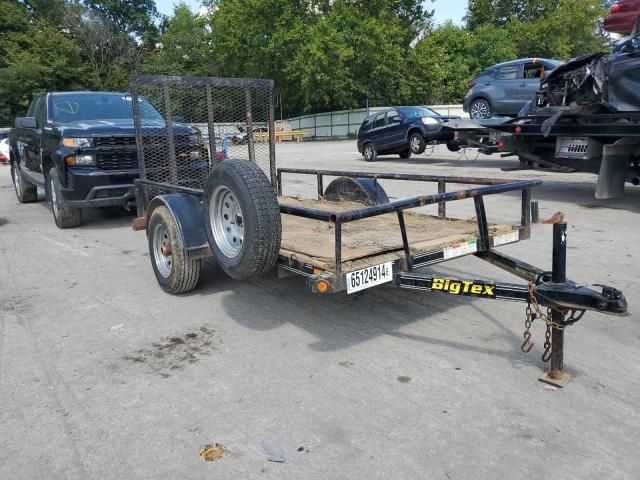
[50,93,163,123]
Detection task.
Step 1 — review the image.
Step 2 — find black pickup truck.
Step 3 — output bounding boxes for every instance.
[9,91,205,227]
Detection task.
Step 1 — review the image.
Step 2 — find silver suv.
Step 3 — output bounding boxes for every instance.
[463,58,563,119]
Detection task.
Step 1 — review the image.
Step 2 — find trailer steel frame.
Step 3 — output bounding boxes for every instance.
[134,169,628,387]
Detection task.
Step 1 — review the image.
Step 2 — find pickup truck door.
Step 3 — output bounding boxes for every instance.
[20,95,46,185]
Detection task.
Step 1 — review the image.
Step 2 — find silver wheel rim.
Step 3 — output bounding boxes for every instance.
[210,185,244,258]
[153,223,173,278]
[364,144,373,160]
[471,101,489,119]
[50,177,59,217]
[411,136,421,151]
[13,166,22,197]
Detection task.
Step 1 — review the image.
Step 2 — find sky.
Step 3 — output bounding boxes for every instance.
[154,0,468,26]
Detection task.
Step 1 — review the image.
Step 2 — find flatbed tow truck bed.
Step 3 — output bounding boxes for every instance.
[129,74,630,387]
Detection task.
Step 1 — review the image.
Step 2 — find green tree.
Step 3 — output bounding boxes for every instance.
[81,0,159,37]
[0,0,85,125]
[413,23,474,104]
[286,1,413,112]
[142,3,215,76]
[506,0,606,58]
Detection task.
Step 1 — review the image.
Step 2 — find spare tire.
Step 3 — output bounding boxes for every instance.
[203,160,281,280]
[324,177,390,205]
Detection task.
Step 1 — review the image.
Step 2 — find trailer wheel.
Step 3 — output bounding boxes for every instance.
[11,162,37,203]
[148,205,201,294]
[203,159,281,280]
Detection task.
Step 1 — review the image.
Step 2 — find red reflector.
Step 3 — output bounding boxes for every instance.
[497,140,505,149]
[611,3,621,13]
[515,126,522,134]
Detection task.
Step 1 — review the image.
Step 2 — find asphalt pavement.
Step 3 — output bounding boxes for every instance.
[0,143,638,479]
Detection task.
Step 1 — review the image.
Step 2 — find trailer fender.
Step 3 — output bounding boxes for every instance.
[146,194,212,258]
[596,137,639,200]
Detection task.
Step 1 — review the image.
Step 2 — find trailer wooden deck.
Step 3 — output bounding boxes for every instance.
[279,197,517,272]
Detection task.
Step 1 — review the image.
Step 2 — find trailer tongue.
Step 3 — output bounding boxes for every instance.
[129,75,629,387]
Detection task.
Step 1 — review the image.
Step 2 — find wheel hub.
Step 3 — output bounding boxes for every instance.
[153,223,173,278]
[210,186,244,258]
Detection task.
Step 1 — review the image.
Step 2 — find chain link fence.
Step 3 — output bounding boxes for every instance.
[130,76,276,204]
[287,105,466,139]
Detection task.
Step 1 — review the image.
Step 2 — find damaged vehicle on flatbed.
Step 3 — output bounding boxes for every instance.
[448,35,640,199]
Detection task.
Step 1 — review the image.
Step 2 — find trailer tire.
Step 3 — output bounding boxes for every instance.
[11,161,38,203]
[148,205,201,294]
[203,159,281,280]
[49,168,82,228]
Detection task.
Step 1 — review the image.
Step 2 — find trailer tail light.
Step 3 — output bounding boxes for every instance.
[497,139,505,149]
[316,279,330,293]
[515,126,522,134]
[611,3,621,13]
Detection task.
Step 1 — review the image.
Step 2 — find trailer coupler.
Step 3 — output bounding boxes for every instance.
[396,222,628,387]
[394,274,627,317]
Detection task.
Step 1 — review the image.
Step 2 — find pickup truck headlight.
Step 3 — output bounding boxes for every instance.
[421,117,440,126]
[65,154,96,166]
[62,137,93,148]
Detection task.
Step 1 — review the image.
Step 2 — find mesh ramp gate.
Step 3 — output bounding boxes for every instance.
[130,75,276,204]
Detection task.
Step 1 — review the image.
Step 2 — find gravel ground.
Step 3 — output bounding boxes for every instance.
[0,142,638,479]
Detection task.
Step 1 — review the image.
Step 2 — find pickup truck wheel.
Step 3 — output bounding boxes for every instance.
[363,142,377,162]
[203,159,281,280]
[148,205,201,294]
[11,162,37,203]
[399,149,412,159]
[409,133,426,154]
[49,168,82,228]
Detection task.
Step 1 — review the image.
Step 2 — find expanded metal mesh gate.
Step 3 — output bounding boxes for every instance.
[130,76,276,203]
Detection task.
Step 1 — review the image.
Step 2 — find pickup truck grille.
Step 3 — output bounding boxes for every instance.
[94,136,137,147]
[96,150,138,170]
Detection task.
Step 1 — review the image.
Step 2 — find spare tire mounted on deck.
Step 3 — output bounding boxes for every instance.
[203,159,281,280]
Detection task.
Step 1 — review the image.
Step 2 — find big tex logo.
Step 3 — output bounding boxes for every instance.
[430,278,496,298]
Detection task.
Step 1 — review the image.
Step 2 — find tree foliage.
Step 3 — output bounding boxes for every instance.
[0,0,619,125]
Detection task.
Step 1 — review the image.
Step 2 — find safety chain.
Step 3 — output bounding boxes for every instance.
[521,282,586,362]
[520,301,536,353]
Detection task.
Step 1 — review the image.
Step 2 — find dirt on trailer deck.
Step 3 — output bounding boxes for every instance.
[279,197,516,270]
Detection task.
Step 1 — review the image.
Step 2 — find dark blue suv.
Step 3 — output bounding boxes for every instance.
[357,106,460,161]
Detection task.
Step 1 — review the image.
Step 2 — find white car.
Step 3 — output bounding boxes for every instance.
[0,129,10,163]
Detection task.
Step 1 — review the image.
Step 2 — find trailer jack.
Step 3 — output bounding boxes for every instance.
[396,222,628,387]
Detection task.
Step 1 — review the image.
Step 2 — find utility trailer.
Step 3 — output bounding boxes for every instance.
[129,76,628,387]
